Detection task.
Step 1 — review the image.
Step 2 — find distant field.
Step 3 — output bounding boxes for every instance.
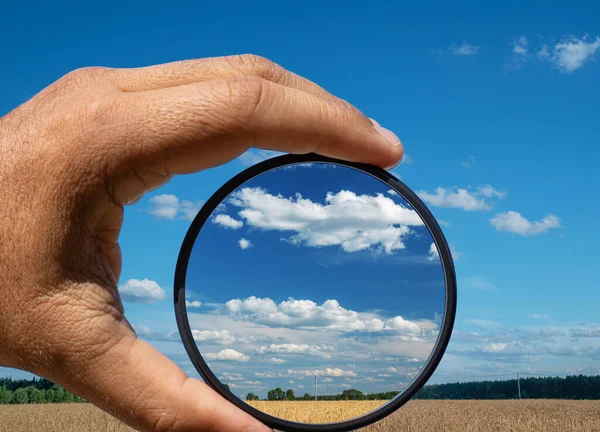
[247,399,387,423]
[1,400,600,431]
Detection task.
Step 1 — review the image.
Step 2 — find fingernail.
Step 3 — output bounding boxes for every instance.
[374,124,402,147]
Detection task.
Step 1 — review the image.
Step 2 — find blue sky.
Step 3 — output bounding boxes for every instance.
[2,0,599,402]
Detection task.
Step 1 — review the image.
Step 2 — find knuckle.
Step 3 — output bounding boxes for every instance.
[205,76,269,133]
[227,76,269,122]
[226,53,281,79]
[57,66,114,88]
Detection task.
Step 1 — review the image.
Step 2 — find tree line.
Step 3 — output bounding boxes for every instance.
[0,377,86,404]
[248,388,399,401]
[5,374,600,404]
[414,374,600,400]
[250,375,600,401]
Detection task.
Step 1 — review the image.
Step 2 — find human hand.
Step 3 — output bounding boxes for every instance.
[0,54,402,431]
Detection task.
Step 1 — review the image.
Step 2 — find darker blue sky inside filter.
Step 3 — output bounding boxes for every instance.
[186,163,445,321]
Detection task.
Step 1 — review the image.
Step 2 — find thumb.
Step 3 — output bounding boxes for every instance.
[54,332,272,432]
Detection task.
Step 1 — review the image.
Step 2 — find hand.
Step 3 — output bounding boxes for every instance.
[0,54,402,431]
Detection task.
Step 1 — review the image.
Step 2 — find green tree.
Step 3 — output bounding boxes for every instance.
[12,388,29,404]
[267,387,284,401]
[341,389,365,400]
[246,392,259,401]
[303,393,311,401]
[26,386,45,404]
[285,389,295,401]
[0,386,12,404]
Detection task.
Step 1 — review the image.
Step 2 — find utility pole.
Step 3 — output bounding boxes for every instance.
[517,373,521,399]
[314,375,318,401]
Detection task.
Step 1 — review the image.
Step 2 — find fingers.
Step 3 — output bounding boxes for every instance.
[56,331,271,432]
[111,54,349,107]
[103,76,401,203]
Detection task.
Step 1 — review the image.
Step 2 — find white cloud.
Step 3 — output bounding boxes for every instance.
[226,187,423,254]
[258,343,334,357]
[179,200,203,221]
[119,278,165,303]
[147,194,203,220]
[186,300,202,308]
[238,238,252,250]
[238,149,285,166]
[219,372,245,381]
[544,35,600,73]
[569,327,600,338]
[191,329,236,344]
[148,194,179,219]
[289,368,357,378]
[225,296,421,334]
[537,44,551,59]
[450,43,480,56]
[204,349,249,362]
[401,154,414,164]
[417,185,506,211]
[212,214,243,229]
[490,211,561,236]
[477,185,508,199]
[266,357,286,364]
[512,36,529,56]
[427,243,439,261]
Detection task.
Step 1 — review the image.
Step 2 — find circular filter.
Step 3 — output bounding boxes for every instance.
[174,153,456,432]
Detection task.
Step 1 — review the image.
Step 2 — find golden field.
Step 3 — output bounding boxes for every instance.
[247,399,387,423]
[0,400,600,431]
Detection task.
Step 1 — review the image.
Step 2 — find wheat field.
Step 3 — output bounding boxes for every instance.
[1,400,600,431]
[247,400,387,423]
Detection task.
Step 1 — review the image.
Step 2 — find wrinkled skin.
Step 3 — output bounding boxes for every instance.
[0,55,402,432]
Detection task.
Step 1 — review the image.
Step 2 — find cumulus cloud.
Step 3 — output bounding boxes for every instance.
[219,372,245,381]
[569,327,600,338]
[212,214,243,229]
[490,211,561,236]
[191,329,236,344]
[512,36,529,56]
[119,278,166,303]
[238,238,252,250]
[147,194,203,220]
[449,43,481,56]
[257,343,335,357]
[225,187,423,254]
[186,300,202,308]
[204,349,249,362]
[289,368,357,378]
[427,243,439,261]
[477,185,508,199]
[541,35,600,73]
[417,185,506,211]
[225,296,422,334]
[266,357,286,364]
